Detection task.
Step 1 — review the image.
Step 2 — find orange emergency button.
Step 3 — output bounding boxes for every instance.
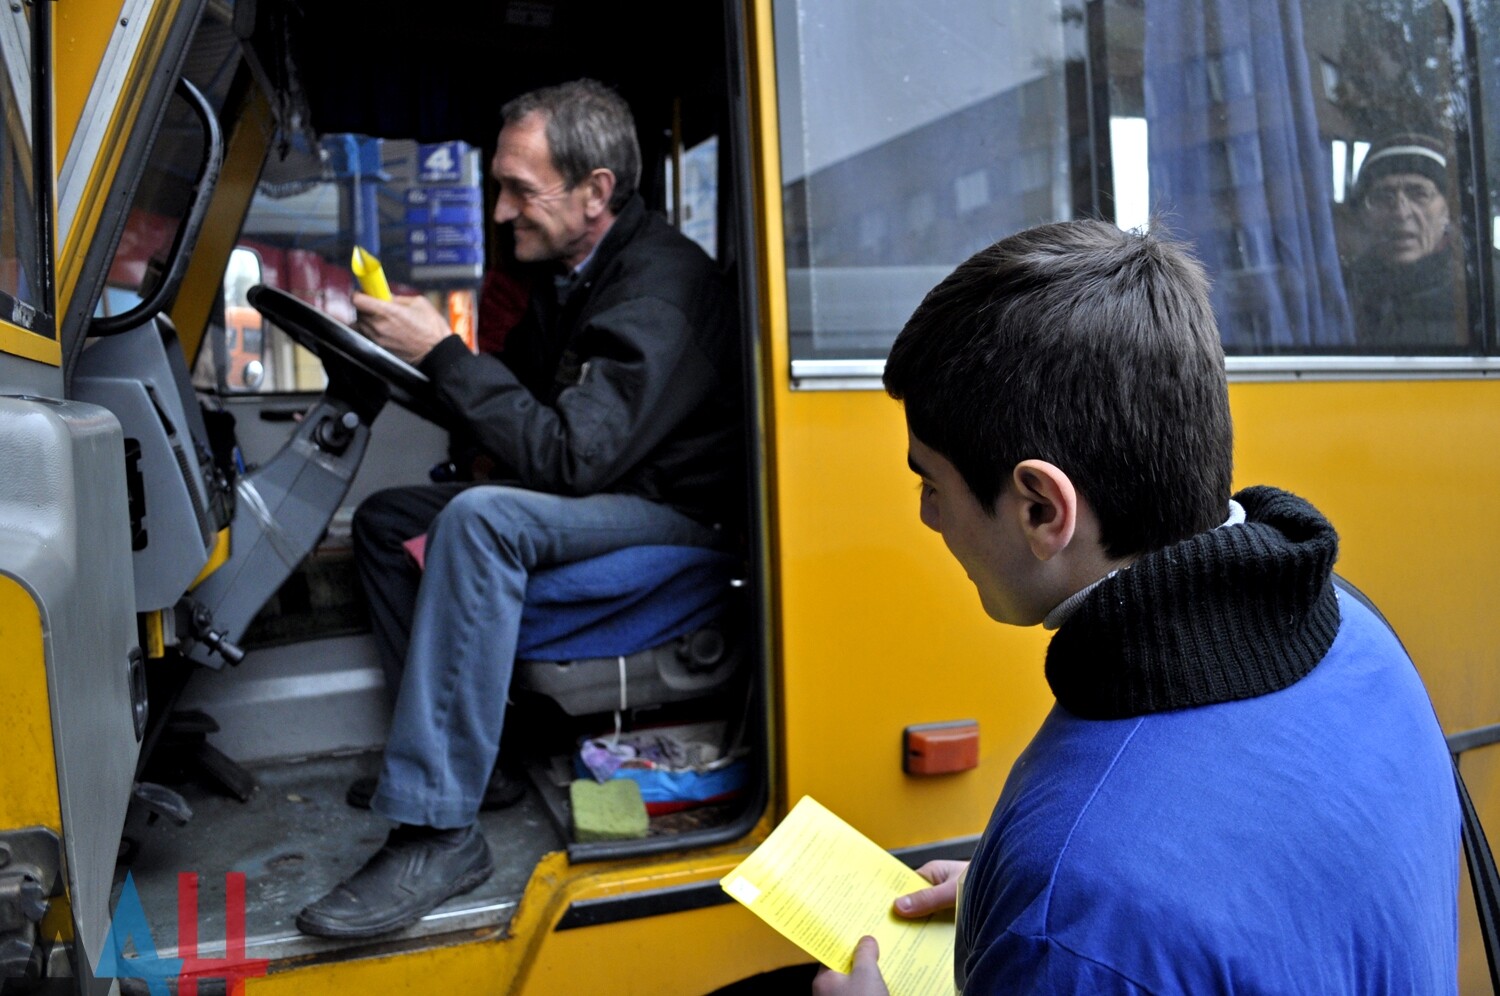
[903,720,980,775]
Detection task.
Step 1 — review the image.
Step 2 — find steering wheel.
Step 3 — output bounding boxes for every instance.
[247,284,446,424]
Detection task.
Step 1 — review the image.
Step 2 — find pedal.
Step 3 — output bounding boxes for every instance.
[131,782,194,826]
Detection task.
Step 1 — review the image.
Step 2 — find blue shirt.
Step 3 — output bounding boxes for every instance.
[958,590,1459,994]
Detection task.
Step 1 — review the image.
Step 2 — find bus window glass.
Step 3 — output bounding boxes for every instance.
[678,134,719,260]
[212,134,484,394]
[97,89,209,320]
[774,0,1074,364]
[220,246,266,391]
[1106,0,1479,355]
[1476,0,1500,320]
[0,4,43,329]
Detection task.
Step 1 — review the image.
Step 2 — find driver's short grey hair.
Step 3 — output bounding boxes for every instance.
[502,80,641,214]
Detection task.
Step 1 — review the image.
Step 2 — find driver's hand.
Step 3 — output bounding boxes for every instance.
[352,291,453,364]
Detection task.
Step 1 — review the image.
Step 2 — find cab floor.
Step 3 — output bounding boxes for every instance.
[117,750,563,965]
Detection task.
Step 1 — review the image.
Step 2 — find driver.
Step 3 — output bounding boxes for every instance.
[296,79,742,939]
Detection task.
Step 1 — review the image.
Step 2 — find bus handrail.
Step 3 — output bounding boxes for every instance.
[1449,723,1500,758]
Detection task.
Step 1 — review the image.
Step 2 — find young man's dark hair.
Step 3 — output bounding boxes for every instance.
[883,219,1233,559]
[502,79,641,214]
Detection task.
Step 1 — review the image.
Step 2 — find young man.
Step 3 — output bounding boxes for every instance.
[295,80,741,939]
[817,220,1459,993]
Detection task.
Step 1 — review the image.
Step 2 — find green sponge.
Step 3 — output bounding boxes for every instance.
[570,779,649,842]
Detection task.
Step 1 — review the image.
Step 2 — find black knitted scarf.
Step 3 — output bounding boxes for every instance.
[1045,486,1342,720]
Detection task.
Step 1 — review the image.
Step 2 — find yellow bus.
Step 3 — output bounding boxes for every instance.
[3,0,1499,991]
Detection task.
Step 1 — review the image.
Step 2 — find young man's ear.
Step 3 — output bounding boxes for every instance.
[1010,459,1078,561]
[582,168,617,220]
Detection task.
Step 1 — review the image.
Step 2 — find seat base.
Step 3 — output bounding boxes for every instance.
[513,623,744,717]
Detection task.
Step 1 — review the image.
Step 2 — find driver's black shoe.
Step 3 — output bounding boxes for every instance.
[295,824,492,939]
[345,770,526,811]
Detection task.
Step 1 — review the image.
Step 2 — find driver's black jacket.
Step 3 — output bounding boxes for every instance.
[417,194,742,527]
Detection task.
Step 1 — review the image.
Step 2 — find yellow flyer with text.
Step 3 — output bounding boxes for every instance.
[721,796,956,996]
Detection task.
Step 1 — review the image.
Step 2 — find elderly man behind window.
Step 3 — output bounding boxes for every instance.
[1344,132,1467,349]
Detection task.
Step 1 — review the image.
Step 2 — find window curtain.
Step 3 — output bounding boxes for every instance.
[1144,0,1352,348]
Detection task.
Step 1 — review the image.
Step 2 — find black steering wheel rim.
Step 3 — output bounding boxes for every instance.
[247,284,444,422]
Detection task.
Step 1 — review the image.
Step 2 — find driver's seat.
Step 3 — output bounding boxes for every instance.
[510,544,746,717]
[245,281,747,734]
[401,536,746,716]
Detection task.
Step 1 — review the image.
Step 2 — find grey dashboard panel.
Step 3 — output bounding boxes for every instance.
[72,321,222,611]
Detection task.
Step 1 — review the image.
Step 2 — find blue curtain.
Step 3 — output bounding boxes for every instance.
[1145,0,1352,348]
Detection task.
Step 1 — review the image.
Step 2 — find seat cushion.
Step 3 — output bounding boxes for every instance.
[516,545,738,661]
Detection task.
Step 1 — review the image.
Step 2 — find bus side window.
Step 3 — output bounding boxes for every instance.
[777,0,1494,381]
[1,4,48,336]
[1479,4,1500,340]
[774,0,1079,375]
[1105,0,1484,358]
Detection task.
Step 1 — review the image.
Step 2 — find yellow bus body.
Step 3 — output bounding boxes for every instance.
[4,0,1499,991]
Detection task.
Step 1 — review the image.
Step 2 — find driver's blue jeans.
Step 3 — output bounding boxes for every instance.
[354,484,720,828]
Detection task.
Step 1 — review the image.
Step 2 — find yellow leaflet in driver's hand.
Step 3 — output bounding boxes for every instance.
[720,796,956,996]
[351,246,392,301]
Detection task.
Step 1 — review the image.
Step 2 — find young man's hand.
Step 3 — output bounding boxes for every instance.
[352,291,453,364]
[894,859,968,917]
[812,936,890,996]
[812,861,966,994]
